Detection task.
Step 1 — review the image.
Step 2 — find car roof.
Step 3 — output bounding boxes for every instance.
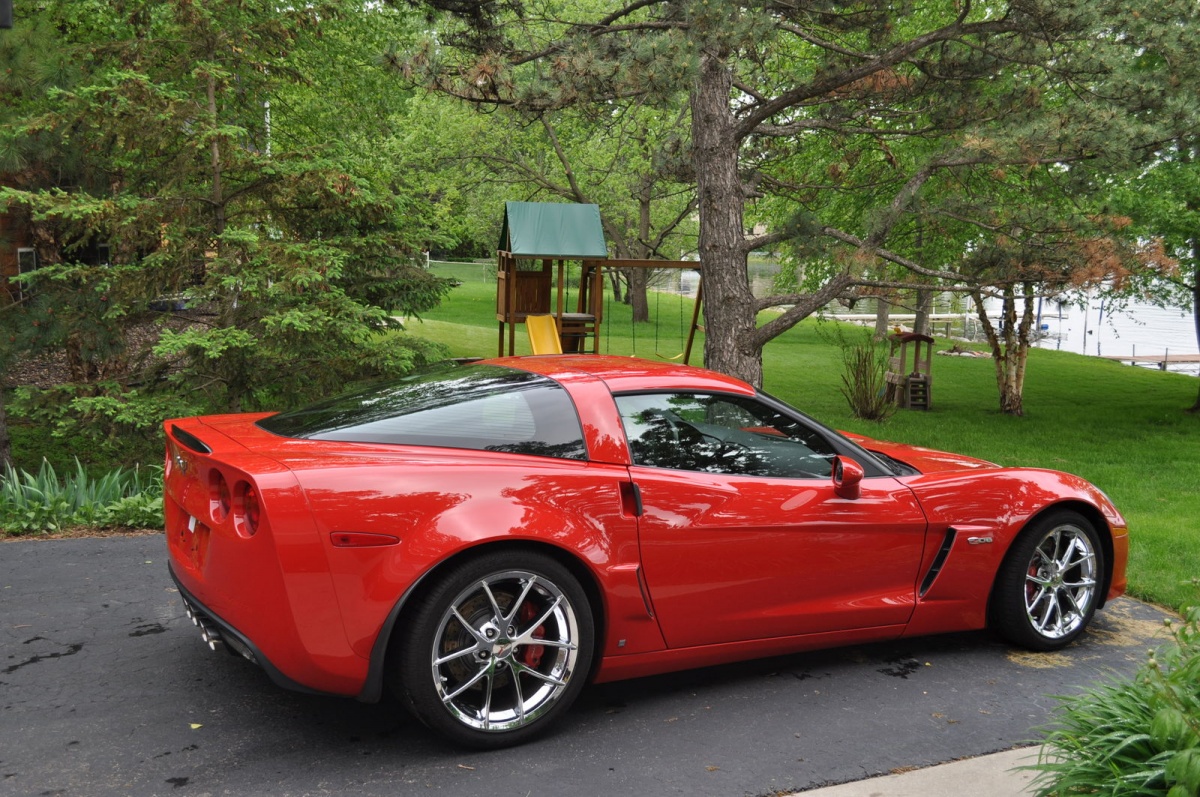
[480,355,757,396]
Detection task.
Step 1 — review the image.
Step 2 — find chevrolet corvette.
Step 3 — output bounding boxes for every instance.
[164,355,1128,747]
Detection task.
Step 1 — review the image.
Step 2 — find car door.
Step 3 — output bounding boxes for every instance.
[614,392,929,649]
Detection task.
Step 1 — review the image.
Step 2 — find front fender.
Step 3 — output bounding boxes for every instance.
[900,468,1127,637]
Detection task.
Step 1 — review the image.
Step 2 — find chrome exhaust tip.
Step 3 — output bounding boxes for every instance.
[195,617,226,652]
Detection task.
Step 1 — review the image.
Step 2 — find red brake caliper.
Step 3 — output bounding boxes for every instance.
[519,601,546,668]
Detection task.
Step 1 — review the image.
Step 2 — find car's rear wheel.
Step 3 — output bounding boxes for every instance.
[394,550,594,748]
[991,510,1104,651]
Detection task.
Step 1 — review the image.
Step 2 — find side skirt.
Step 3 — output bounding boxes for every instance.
[591,624,907,684]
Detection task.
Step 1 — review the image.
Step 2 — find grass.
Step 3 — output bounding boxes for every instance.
[409,261,1200,613]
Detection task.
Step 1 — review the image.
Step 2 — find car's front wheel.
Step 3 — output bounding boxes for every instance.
[394,550,594,748]
[991,510,1104,651]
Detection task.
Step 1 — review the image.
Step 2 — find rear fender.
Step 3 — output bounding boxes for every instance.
[291,460,666,702]
[164,420,361,694]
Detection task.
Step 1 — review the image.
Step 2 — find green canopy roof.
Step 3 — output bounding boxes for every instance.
[499,202,608,259]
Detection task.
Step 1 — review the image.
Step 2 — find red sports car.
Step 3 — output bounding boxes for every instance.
[164,355,1128,747]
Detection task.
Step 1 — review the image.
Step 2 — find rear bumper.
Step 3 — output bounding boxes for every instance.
[170,563,336,697]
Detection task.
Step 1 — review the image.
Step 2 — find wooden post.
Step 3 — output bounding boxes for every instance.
[684,277,704,365]
[590,263,602,353]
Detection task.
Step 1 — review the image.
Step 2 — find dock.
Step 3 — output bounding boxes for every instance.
[1100,352,1200,370]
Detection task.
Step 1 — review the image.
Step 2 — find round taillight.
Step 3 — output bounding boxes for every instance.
[210,471,231,521]
[235,481,261,537]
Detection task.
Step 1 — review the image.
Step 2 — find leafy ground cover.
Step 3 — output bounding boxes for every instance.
[0,460,164,535]
[410,262,1200,613]
[1031,591,1200,797]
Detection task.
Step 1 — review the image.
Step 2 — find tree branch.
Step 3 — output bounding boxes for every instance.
[736,17,1020,140]
[820,225,970,281]
[751,270,856,348]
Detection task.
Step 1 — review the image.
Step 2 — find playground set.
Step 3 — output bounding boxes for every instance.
[494,202,702,360]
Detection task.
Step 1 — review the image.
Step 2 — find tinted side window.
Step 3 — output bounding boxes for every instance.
[615,393,837,477]
[258,364,587,460]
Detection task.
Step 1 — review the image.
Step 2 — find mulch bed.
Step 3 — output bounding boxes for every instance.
[2,527,163,542]
[5,312,199,389]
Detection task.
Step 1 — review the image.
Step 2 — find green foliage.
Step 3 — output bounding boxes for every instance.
[408,0,1200,389]
[1,0,455,417]
[0,459,163,534]
[8,382,198,468]
[96,492,165,530]
[1031,591,1200,797]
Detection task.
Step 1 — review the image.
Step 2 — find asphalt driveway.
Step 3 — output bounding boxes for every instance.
[1,535,1172,797]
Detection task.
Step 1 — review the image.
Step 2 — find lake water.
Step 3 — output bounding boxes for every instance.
[984,295,1199,376]
[1024,297,1194,356]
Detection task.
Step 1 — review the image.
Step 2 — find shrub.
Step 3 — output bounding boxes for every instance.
[1031,586,1200,796]
[97,492,165,529]
[836,331,895,422]
[8,383,195,473]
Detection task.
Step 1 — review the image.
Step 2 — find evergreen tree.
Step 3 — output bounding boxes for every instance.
[1,0,452,423]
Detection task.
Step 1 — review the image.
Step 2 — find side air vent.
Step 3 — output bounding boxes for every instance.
[172,424,212,454]
[919,528,958,597]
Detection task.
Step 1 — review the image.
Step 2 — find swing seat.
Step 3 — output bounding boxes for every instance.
[526,314,563,355]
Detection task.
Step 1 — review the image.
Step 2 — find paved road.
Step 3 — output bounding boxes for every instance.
[1,536,1171,797]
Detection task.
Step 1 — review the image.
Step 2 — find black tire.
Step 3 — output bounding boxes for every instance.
[393,550,594,748]
[991,510,1105,651]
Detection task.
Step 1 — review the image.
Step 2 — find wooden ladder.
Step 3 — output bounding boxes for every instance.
[905,375,930,410]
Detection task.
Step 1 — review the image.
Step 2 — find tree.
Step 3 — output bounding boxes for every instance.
[1,8,102,468]
[399,0,1200,393]
[1,0,452,422]
[1109,139,1200,412]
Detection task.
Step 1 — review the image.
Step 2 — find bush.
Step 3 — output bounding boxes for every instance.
[835,330,895,422]
[0,459,163,534]
[1031,586,1200,796]
[8,383,194,473]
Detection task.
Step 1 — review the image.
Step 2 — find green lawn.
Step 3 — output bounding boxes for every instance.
[408,261,1200,612]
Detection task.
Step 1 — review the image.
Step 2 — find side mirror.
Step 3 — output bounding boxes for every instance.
[832,456,864,500]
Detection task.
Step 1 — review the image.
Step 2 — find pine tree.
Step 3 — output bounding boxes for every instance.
[1,0,453,421]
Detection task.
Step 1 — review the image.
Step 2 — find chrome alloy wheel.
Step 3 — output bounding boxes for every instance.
[1023,523,1098,640]
[430,570,581,732]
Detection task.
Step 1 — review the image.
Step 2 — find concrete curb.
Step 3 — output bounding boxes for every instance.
[793,747,1041,796]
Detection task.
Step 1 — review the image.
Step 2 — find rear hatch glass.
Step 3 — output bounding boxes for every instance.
[256,363,587,460]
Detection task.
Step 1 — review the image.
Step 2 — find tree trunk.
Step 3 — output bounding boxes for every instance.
[628,268,650,323]
[1190,250,1200,412]
[873,297,891,338]
[207,71,225,240]
[692,52,761,386]
[627,183,653,323]
[914,289,933,337]
[608,270,625,303]
[972,285,1035,416]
